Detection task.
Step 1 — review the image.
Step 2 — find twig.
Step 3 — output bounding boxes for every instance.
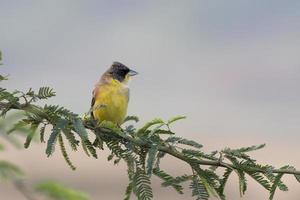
[3,101,300,177]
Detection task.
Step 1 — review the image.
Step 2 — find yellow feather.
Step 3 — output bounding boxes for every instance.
[92,79,129,125]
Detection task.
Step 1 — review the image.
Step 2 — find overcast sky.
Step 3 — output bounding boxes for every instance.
[1,1,300,199]
[1,1,300,136]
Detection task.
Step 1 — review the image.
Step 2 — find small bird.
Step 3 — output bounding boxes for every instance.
[91,62,138,125]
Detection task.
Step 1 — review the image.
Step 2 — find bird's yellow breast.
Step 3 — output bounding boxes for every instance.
[92,79,129,125]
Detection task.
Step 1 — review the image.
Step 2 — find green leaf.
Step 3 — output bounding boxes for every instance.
[35,180,89,200]
[246,171,271,191]
[92,137,104,149]
[24,123,38,148]
[165,136,182,143]
[107,154,114,161]
[148,124,165,137]
[193,167,221,199]
[236,144,266,153]
[37,87,56,99]
[223,147,254,162]
[236,169,247,196]
[40,124,46,143]
[114,158,121,165]
[23,110,44,124]
[99,120,122,133]
[218,168,233,198]
[147,145,158,176]
[172,175,192,184]
[72,118,88,139]
[154,129,175,135]
[190,176,209,200]
[46,119,67,157]
[295,174,300,183]
[137,118,164,135]
[81,141,90,157]
[228,159,247,197]
[269,173,284,200]
[265,166,288,193]
[82,139,97,159]
[124,124,136,135]
[0,160,24,180]
[125,154,135,179]
[123,115,139,123]
[124,181,133,200]
[62,126,79,151]
[167,115,186,125]
[182,149,218,161]
[58,134,76,170]
[73,118,97,158]
[153,168,184,194]
[133,168,153,200]
[177,138,203,149]
[166,137,203,149]
[0,75,8,81]
[106,141,126,159]
[44,104,78,119]
[7,120,28,134]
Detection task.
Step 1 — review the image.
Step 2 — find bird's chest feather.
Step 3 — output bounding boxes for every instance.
[93,82,129,124]
[99,84,128,106]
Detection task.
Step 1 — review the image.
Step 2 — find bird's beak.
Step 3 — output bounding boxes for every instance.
[128,69,138,76]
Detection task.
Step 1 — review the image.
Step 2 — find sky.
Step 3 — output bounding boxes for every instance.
[1,1,300,199]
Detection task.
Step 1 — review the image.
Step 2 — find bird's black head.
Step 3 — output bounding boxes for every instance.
[109,62,138,82]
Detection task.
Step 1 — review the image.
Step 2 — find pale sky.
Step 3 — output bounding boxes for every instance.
[1,1,300,199]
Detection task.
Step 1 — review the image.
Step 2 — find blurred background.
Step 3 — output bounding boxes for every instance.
[1,0,300,199]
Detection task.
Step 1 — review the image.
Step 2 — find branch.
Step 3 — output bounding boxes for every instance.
[94,125,300,176]
[1,85,300,200]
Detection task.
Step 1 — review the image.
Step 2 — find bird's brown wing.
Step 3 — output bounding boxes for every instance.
[90,85,99,119]
[126,88,130,102]
[90,97,95,119]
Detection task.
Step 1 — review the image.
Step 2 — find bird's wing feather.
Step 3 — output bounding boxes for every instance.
[91,84,100,118]
[125,87,130,102]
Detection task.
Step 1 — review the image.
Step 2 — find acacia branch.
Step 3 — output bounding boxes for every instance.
[91,126,300,176]
[3,100,300,172]
[1,88,300,200]
[4,100,300,176]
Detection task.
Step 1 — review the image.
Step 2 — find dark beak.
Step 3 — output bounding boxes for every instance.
[128,69,138,76]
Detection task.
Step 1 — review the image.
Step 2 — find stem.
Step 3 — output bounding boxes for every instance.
[4,101,300,176]
[93,127,300,176]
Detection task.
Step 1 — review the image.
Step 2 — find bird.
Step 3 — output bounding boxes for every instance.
[91,62,138,125]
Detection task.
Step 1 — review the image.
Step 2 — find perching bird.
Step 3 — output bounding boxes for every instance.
[91,62,138,125]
